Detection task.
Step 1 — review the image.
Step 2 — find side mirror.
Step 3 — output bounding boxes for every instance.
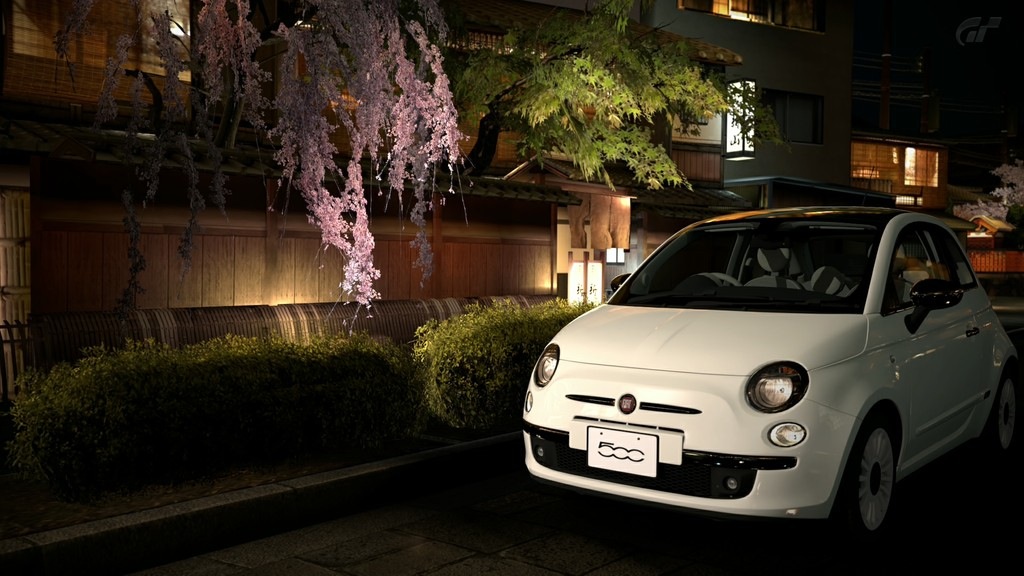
[610,273,630,292]
[904,278,963,334]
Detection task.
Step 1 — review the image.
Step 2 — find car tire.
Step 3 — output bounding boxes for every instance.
[982,373,1017,455]
[835,415,897,537]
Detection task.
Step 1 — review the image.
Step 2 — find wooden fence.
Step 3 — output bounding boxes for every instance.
[968,250,1024,274]
[0,295,555,403]
[0,321,32,403]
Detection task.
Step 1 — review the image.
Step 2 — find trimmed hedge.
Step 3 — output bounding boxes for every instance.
[7,298,593,501]
[413,298,593,429]
[8,334,424,501]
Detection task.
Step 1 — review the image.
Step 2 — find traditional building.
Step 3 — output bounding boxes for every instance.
[0,0,768,318]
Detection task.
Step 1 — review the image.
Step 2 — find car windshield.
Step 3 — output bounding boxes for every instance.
[610,218,881,313]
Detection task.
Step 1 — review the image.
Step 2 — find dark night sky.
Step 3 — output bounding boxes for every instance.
[852,1,1021,142]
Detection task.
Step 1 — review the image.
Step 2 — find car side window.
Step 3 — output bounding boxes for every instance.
[932,227,977,289]
[884,227,938,313]
[883,223,971,314]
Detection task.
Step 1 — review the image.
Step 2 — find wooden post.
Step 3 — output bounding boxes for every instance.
[431,190,443,297]
[262,179,281,305]
[550,203,558,295]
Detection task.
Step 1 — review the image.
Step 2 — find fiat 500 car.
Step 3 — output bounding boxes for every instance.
[523,206,1018,534]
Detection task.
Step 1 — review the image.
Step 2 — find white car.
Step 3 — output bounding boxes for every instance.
[523,206,1018,535]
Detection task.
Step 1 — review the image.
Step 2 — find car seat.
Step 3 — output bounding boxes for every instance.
[744,248,803,288]
[806,265,855,296]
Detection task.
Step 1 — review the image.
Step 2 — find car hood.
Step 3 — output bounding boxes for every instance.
[556,305,868,376]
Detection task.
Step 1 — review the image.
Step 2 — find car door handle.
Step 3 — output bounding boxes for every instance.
[966,327,980,337]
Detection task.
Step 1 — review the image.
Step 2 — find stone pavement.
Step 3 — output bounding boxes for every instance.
[131,465,571,576]
[0,433,524,576]
[126,438,1016,576]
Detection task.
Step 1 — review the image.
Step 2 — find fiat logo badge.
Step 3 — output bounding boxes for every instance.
[618,394,637,415]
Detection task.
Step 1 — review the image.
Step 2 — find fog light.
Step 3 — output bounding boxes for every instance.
[769,423,806,447]
[531,437,556,467]
[724,476,740,491]
[525,391,533,412]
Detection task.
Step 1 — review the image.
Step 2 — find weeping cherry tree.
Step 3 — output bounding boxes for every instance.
[55,0,464,310]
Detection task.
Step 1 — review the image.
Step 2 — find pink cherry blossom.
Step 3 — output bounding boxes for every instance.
[57,0,464,308]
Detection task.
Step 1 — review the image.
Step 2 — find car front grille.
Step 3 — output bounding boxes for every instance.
[526,427,764,499]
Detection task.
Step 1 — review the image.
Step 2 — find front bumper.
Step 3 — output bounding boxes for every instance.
[525,422,794,500]
[523,426,850,519]
[522,360,861,519]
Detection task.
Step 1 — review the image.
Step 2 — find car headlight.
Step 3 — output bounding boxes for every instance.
[746,362,808,413]
[534,344,560,387]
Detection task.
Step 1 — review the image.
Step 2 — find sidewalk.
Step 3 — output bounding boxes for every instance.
[0,432,524,576]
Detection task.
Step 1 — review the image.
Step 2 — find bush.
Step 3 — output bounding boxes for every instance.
[7,334,424,501]
[413,298,593,429]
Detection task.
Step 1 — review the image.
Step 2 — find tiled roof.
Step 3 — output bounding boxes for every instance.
[0,114,577,205]
[503,155,748,218]
[920,211,976,232]
[442,175,582,204]
[947,184,989,204]
[0,115,279,177]
[632,186,751,220]
[973,214,1014,233]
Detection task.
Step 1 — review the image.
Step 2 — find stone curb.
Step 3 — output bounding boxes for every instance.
[0,432,523,576]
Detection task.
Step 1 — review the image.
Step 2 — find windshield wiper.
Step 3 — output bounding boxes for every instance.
[627,293,770,307]
[627,293,709,306]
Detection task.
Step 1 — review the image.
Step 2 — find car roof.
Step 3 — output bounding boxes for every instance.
[694,206,910,229]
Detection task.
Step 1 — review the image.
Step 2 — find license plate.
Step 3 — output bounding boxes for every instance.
[587,427,658,477]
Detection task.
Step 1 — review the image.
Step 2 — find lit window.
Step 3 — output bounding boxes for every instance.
[725,79,756,160]
[679,0,730,15]
[904,147,939,187]
[895,195,923,206]
[678,0,824,31]
[850,142,900,183]
[730,0,769,23]
[606,248,626,264]
[143,0,191,79]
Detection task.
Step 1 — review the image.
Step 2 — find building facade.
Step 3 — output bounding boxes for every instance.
[0,0,580,319]
[638,0,867,208]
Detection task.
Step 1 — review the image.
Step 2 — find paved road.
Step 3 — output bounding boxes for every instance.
[129,320,1024,576]
[131,439,1017,576]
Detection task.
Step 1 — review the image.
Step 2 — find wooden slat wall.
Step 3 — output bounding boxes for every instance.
[169,235,204,308]
[202,236,235,308]
[137,234,169,309]
[672,148,722,183]
[102,232,132,310]
[435,240,550,297]
[74,233,103,310]
[33,212,555,313]
[28,158,556,314]
[234,237,265,305]
[292,238,321,304]
[315,243,345,303]
[1,189,32,323]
